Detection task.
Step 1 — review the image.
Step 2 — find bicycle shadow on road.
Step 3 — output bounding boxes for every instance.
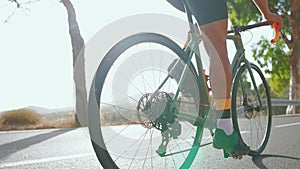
[0,129,74,160]
[252,154,300,169]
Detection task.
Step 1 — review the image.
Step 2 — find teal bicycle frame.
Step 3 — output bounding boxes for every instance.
[157,2,274,166]
[170,1,272,125]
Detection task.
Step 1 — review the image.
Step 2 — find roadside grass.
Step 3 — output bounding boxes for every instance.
[38,114,77,129]
[0,108,77,131]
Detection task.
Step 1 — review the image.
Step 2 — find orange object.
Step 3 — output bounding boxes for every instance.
[271,23,280,43]
[215,98,231,110]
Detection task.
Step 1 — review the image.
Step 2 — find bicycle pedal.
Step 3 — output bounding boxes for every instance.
[231,152,243,160]
[223,150,243,159]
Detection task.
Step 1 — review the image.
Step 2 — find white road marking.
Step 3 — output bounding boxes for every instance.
[0,153,94,168]
[1,121,299,168]
[237,122,300,134]
[275,122,300,128]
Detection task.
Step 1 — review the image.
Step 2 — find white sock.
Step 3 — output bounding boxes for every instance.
[217,118,234,135]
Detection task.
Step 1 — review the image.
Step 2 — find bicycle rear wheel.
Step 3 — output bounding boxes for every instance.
[88,33,203,168]
[231,63,272,156]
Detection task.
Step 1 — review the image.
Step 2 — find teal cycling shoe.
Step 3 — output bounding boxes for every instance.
[213,129,250,158]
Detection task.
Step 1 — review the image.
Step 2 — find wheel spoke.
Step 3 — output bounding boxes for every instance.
[232,63,271,154]
[89,33,202,168]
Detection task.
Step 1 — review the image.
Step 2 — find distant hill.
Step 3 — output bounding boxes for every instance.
[26,106,75,121]
[25,106,74,114]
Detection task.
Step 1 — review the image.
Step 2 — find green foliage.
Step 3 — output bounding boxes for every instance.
[228,0,262,25]
[228,1,292,96]
[269,84,289,115]
[252,38,290,95]
[269,75,289,96]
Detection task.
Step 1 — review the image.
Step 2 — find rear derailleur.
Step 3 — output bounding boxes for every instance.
[137,92,181,156]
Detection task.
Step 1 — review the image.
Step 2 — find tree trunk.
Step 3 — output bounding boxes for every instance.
[287,40,300,114]
[61,0,87,126]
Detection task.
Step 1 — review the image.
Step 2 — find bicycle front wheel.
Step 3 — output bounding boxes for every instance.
[88,33,203,168]
[231,63,272,156]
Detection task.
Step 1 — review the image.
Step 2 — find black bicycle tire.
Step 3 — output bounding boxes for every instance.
[88,32,202,168]
[231,63,272,156]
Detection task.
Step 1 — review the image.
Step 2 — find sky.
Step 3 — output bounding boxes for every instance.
[0,0,274,112]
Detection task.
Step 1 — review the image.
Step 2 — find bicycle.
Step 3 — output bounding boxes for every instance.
[87,1,280,168]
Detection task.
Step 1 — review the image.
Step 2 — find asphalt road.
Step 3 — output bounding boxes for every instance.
[0,115,300,169]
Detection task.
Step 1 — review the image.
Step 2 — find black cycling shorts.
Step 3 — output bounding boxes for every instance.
[167,0,228,26]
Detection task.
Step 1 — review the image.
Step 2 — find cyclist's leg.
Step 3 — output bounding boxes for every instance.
[201,19,231,115]
[186,0,232,134]
[200,21,250,157]
[186,0,250,157]
[200,19,234,134]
